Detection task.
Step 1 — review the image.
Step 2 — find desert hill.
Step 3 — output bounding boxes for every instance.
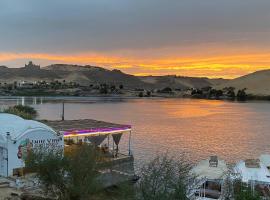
[140,76,227,90]
[217,69,270,96]
[44,64,150,88]
[0,65,61,82]
[0,62,228,90]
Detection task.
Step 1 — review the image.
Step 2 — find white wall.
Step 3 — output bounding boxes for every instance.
[0,147,7,177]
[6,128,64,176]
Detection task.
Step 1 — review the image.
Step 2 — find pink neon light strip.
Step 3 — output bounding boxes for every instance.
[63,125,131,136]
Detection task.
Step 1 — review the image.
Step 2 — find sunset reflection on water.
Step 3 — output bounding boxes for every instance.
[1,97,270,168]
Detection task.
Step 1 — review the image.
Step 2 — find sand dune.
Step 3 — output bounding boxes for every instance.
[139,76,228,89]
[217,69,270,96]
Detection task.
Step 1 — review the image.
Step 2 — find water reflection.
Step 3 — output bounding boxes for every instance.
[161,99,226,118]
[1,97,270,168]
[0,96,44,106]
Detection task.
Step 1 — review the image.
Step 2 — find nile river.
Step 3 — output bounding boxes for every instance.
[1,97,270,167]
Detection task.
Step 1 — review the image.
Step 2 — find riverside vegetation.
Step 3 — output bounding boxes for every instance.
[24,147,195,200]
[24,147,262,200]
[2,105,37,119]
[0,80,255,101]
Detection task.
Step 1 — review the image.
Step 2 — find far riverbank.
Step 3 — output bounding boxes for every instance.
[0,88,270,102]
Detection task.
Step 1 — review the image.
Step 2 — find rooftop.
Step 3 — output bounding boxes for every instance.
[40,119,131,137]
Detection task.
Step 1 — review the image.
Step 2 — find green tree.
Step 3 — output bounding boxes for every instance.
[65,144,101,199]
[25,148,68,199]
[110,85,116,91]
[234,183,261,200]
[237,88,247,101]
[100,84,108,94]
[235,189,261,200]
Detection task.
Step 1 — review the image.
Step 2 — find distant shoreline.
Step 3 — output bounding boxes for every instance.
[0,92,269,102]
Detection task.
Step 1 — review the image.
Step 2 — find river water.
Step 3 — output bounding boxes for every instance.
[1,96,270,168]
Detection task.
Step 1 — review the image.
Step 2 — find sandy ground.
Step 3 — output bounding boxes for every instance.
[0,187,21,200]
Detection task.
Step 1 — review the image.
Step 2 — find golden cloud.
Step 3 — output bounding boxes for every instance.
[0,52,270,79]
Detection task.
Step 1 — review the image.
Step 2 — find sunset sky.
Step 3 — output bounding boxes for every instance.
[0,0,270,78]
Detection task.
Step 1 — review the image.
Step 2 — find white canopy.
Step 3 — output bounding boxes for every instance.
[234,160,270,184]
[192,158,228,180]
[260,154,270,168]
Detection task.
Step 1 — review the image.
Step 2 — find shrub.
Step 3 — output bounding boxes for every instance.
[234,183,261,200]
[3,105,37,119]
[24,144,102,200]
[138,92,144,97]
[137,154,193,200]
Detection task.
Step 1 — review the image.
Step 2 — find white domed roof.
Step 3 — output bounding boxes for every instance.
[0,113,24,121]
[0,113,56,141]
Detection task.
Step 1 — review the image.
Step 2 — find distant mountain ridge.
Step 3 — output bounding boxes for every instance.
[1,62,269,95]
[0,62,229,90]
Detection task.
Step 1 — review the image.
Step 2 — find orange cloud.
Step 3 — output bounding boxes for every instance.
[0,52,270,79]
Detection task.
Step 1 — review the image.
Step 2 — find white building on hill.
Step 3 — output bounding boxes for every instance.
[0,114,64,177]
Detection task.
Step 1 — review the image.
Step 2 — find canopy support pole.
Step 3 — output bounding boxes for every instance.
[128,130,132,155]
[107,134,110,149]
[112,136,115,158]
